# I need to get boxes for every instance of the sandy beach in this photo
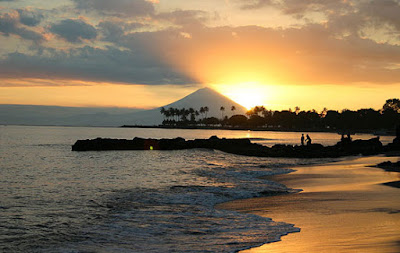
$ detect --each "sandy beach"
[218,155,400,253]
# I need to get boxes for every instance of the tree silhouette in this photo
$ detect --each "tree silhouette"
[231,106,236,116]
[188,108,195,123]
[383,98,400,113]
[321,107,328,118]
[160,107,166,121]
[295,106,300,115]
[204,106,209,118]
[199,107,205,120]
[246,109,254,117]
[158,98,399,131]
[220,106,225,120]
[248,114,265,128]
[228,115,248,127]
[204,117,219,126]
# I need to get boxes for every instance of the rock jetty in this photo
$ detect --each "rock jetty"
[71,135,397,158]
[376,161,400,173]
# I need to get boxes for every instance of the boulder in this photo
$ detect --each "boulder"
[72,136,386,158]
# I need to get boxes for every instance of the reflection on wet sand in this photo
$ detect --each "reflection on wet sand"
[219,156,400,253]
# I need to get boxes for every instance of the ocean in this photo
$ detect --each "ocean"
[0,126,394,252]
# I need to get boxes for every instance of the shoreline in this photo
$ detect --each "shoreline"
[2,124,396,136]
[121,125,396,136]
[217,155,400,253]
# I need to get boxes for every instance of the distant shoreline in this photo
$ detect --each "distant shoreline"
[0,124,396,136]
[121,124,396,136]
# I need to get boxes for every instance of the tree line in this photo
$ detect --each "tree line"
[160,106,236,126]
[160,98,400,131]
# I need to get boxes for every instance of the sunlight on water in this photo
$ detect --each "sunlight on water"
[0,126,397,252]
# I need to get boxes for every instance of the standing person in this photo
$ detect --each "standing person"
[306,134,312,145]
[346,133,352,142]
[301,134,305,146]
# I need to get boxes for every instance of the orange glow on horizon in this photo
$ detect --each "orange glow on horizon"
[0,79,194,109]
[211,82,268,110]
[211,83,400,112]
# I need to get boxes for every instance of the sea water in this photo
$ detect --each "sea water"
[0,126,394,252]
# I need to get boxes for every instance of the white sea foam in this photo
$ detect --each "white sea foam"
[1,126,348,252]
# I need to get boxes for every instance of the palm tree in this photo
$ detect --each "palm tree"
[164,110,171,124]
[199,107,205,119]
[188,108,195,123]
[160,107,165,121]
[204,106,209,118]
[179,108,186,121]
[167,107,174,121]
[172,108,179,122]
[321,107,328,118]
[195,110,200,121]
[220,106,225,120]
[295,106,300,115]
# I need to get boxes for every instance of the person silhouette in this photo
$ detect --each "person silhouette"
[301,134,305,146]
[306,134,312,146]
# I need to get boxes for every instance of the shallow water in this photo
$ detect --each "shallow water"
[0,126,395,252]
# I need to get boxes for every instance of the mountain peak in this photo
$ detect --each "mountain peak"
[163,87,246,113]
[123,87,248,125]
[187,87,218,96]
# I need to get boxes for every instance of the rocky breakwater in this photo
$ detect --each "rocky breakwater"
[71,135,392,158]
[385,125,400,151]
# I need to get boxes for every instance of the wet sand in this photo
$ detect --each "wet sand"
[218,155,400,253]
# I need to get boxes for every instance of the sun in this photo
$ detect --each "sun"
[212,82,267,110]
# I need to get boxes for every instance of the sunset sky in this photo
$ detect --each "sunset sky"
[1,0,399,111]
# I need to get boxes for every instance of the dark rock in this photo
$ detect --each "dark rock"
[334,137,383,156]
[384,128,400,151]
[376,161,400,172]
[382,181,400,189]
[72,136,391,158]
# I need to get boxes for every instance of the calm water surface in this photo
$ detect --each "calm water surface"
[0,126,394,252]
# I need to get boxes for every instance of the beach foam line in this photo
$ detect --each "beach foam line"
[219,155,400,253]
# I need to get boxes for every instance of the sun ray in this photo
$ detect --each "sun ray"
[211,82,269,110]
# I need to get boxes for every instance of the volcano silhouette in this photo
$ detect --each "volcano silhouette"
[0,88,248,126]
[124,87,247,125]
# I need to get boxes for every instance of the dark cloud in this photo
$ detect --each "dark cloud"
[1,1,399,87]
[50,19,97,43]
[73,0,154,17]
[0,45,195,85]
[360,0,400,31]
[2,15,399,86]
[102,22,400,85]
[17,8,44,26]
[157,10,211,28]
[0,12,44,42]
[98,21,125,42]
[239,0,351,14]
[98,20,145,42]
[278,0,350,15]
[238,0,400,42]
[239,0,400,30]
